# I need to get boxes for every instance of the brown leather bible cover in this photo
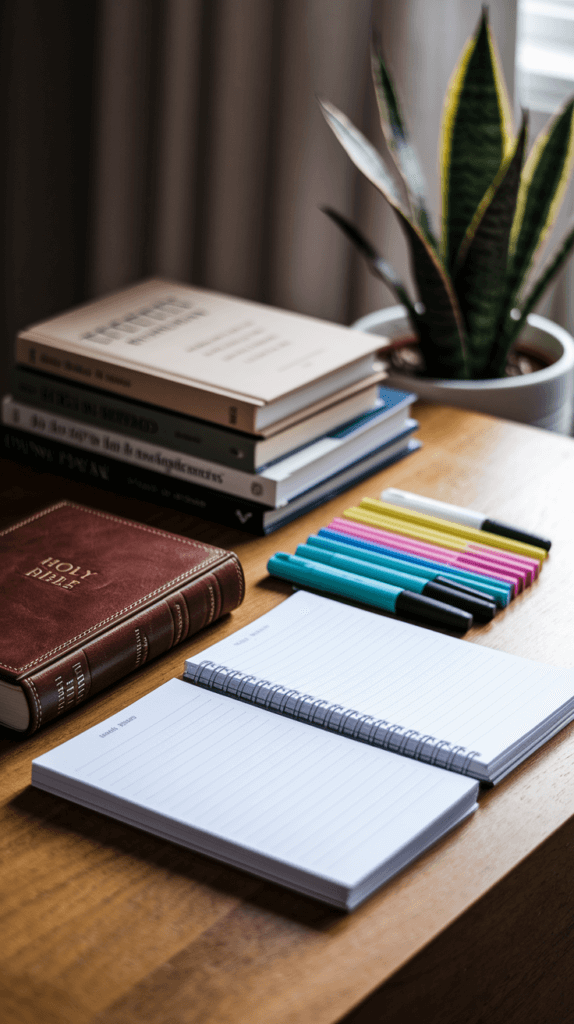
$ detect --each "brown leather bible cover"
[0,502,244,733]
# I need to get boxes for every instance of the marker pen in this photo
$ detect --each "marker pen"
[317,528,512,606]
[306,532,503,607]
[297,542,497,621]
[343,508,539,583]
[381,488,552,552]
[267,552,474,633]
[361,498,547,564]
[333,515,530,590]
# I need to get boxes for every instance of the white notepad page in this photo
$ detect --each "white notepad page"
[184,592,574,781]
[32,680,477,909]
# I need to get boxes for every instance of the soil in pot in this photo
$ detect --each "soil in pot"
[382,337,553,379]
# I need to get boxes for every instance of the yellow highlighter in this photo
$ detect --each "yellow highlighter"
[341,506,537,589]
[359,498,548,564]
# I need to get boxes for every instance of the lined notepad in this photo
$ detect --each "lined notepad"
[32,679,477,909]
[32,592,573,909]
[183,592,574,784]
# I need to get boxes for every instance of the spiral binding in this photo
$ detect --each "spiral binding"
[185,659,482,775]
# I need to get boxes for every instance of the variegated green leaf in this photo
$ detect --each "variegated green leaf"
[318,97,407,213]
[490,220,574,375]
[370,35,436,246]
[322,207,423,329]
[454,116,527,377]
[319,97,467,376]
[440,9,514,272]
[505,97,574,307]
[400,218,469,378]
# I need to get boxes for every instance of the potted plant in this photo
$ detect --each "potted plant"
[320,9,574,433]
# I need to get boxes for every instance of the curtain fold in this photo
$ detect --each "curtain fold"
[1,0,521,401]
[87,0,375,320]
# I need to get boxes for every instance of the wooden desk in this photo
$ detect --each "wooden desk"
[2,404,574,1024]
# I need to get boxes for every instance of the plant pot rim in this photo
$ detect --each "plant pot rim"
[352,305,574,392]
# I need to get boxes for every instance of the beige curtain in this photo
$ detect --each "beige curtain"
[88,0,519,329]
[1,0,520,404]
[88,0,374,325]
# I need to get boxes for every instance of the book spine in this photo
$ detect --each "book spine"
[19,563,244,736]
[184,660,481,775]
[3,396,280,506]
[15,337,262,432]
[2,425,269,534]
[11,366,261,471]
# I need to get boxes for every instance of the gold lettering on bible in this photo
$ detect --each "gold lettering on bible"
[22,557,99,589]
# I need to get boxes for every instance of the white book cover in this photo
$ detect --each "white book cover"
[16,279,385,431]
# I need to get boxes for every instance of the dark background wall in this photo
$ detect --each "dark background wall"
[0,0,99,398]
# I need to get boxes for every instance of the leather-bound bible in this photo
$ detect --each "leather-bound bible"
[0,502,244,734]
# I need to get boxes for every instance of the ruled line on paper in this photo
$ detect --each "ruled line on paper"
[36,679,475,881]
[185,591,574,766]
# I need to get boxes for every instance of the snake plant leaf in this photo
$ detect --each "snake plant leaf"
[399,219,469,378]
[318,98,407,214]
[440,8,514,273]
[505,96,574,308]
[319,100,468,376]
[454,115,527,377]
[321,207,423,329]
[370,34,436,247]
[490,219,574,375]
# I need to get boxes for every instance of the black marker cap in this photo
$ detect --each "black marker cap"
[425,579,497,622]
[434,575,494,600]
[395,590,473,633]
[482,518,551,552]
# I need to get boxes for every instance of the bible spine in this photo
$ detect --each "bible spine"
[184,660,482,776]
[19,563,244,735]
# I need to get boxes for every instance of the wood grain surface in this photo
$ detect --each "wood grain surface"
[2,403,574,1024]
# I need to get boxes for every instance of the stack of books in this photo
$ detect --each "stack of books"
[2,279,420,533]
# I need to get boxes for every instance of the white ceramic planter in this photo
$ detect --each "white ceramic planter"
[353,305,574,434]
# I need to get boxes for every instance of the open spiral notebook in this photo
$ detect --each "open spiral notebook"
[32,592,574,910]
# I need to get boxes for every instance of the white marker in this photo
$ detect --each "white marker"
[380,488,551,552]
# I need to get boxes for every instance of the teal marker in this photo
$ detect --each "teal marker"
[296,543,496,622]
[267,552,473,633]
[305,534,505,607]
[316,528,511,606]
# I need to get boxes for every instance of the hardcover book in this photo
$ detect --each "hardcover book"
[0,502,244,734]
[2,391,417,507]
[15,278,385,433]
[10,365,385,471]
[2,423,420,534]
